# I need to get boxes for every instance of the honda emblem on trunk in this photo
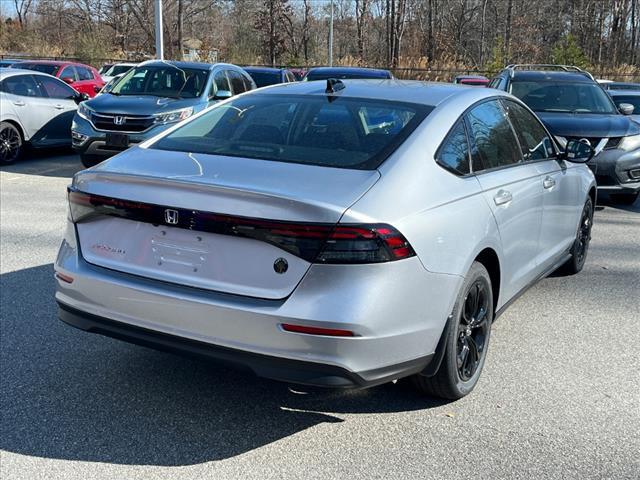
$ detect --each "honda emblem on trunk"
[164,209,179,225]
[113,116,125,125]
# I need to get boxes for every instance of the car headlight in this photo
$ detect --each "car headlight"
[619,134,640,152]
[77,102,93,121]
[154,107,194,124]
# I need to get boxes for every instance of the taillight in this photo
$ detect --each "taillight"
[317,225,415,263]
[68,189,416,264]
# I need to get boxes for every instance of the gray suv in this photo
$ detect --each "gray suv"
[489,65,640,204]
[72,60,255,168]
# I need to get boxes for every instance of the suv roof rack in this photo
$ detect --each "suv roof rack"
[505,64,594,80]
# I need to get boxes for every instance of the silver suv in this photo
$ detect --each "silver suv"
[55,80,596,399]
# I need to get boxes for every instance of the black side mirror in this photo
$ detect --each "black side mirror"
[74,92,90,104]
[618,103,635,115]
[561,139,595,163]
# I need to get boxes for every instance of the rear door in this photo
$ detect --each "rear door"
[0,74,53,142]
[501,99,578,269]
[467,99,544,301]
[32,74,78,145]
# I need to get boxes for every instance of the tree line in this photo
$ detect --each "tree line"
[1,0,638,77]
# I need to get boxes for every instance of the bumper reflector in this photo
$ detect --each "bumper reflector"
[281,323,355,337]
[55,272,74,284]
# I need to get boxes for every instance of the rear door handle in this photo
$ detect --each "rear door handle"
[12,101,25,106]
[54,104,65,110]
[494,189,513,206]
[543,176,556,189]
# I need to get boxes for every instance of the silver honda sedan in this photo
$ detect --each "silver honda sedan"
[55,79,596,399]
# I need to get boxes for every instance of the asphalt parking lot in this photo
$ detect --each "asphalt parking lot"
[1,152,639,480]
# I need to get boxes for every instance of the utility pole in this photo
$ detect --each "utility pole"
[177,0,183,61]
[155,0,164,60]
[328,0,334,66]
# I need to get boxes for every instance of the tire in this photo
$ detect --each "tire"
[0,122,23,164]
[411,262,493,400]
[609,192,639,205]
[80,154,103,168]
[557,197,593,275]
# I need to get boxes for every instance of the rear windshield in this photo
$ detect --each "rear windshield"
[247,71,281,87]
[510,81,617,114]
[111,65,208,99]
[609,94,640,111]
[152,94,431,170]
[19,63,59,76]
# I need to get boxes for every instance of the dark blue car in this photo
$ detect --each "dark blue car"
[72,60,255,168]
[304,67,393,81]
[490,66,640,204]
[242,67,296,87]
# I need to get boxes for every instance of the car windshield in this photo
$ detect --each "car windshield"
[510,81,617,114]
[105,65,134,76]
[19,64,59,76]
[152,94,431,170]
[111,65,208,99]
[102,76,122,93]
[247,71,281,88]
[305,70,391,81]
[609,95,640,112]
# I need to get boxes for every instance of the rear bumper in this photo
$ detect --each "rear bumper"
[58,302,432,388]
[55,225,462,386]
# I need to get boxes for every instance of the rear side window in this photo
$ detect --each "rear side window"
[153,94,431,170]
[228,70,247,94]
[212,70,231,95]
[488,77,502,89]
[76,66,95,81]
[466,100,522,171]
[242,73,254,91]
[35,75,76,99]
[501,100,555,160]
[437,121,471,175]
[0,74,41,97]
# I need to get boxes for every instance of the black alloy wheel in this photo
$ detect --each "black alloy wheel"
[558,197,593,275]
[0,122,22,164]
[412,262,493,400]
[457,280,490,382]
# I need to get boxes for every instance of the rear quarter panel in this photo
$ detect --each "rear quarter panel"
[342,96,505,307]
[0,96,29,140]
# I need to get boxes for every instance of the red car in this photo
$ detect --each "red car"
[12,60,105,98]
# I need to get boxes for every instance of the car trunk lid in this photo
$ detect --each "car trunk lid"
[72,147,380,299]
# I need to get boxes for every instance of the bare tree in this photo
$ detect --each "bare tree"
[12,0,35,27]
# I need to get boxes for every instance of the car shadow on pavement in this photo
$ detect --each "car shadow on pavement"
[0,148,82,178]
[0,264,447,466]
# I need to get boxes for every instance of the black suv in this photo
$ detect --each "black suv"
[490,65,640,204]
